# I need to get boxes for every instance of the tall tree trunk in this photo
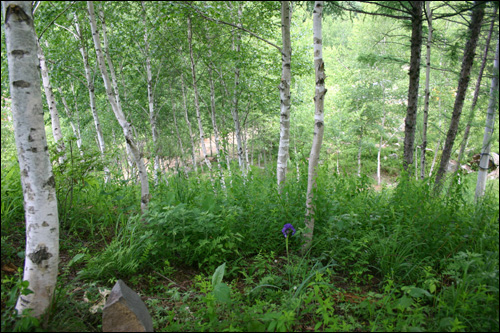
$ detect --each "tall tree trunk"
[403,1,423,172]
[357,132,363,177]
[4,1,59,317]
[434,2,485,193]
[180,71,198,173]
[304,1,326,251]
[88,1,150,212]
[58,87,83,155]
[206,37,226,189]
[187,16,213,183]
[171,98,188,176]
[38,42,66,163]
[420,1,432,179]
[455,6,497,172]
[141,3,160,185]
[429,98,443,177]
[230,2,246,174]
[74,13,108,179]
[377,108,386,185]
[277,0,292,192]
[475,40,499,200]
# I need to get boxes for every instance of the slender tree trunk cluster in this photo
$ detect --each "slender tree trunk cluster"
[88,1,150,211]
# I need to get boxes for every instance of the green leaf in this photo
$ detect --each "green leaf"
[212,262,226,286]
[396,295,413,310]
[213,282,231,304]
[68,253,85,268]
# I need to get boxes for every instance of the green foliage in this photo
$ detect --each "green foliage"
[1,273,41,332]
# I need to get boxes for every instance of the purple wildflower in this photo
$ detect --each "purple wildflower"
[282,223,296,238]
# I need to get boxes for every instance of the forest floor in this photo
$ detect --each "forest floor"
[1,166,499,332]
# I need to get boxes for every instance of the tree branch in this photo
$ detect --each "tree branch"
[188,4,282,52]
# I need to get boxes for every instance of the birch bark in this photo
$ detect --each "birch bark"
[475,40,499,200]
[58,87,83,154]
[3,0,59,317]
[206,34,226,189]
[88,1,150,211]
[187,16,213,183]
[141,3,160,185]
[277,0,292,192]
[38,41,66,163]
[180,71,198,173]
[230,2,246,174]
[304,1,326,251]
[74,13,108,175]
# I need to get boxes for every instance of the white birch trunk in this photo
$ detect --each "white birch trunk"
[37,41,66,163]
[420,1,432,179]
[206,37,226,189]
[171,100,188,177]
[187,16,213,180]
[304,1,326,251]
[58,88,83,155]
[230,2,246,174]
[180,71,198,173]
[88,1,150,211]
[142,4,160,185]
[74,13,108,179]
[4,1,59,317]
[277,0,292,192]
[475,40,499,200]
[429,99,442,177]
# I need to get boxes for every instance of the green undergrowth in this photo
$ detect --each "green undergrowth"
[1,158,499,332]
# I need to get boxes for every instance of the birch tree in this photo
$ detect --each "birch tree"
[434,2,485,193]
[3,0,59,317]
[180,71,198,173]
[73,13,108,174]
[475,40,499,200]
[88,1,150,211]
[229,2,246,174]
[277,0,292,193]
[141,2,160,185]
[37,41,66,163]
[187,16,213,182]
[303,1,326,251]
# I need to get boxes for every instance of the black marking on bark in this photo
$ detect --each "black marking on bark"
[11,50,29,59]
[5,4,32,25]
[13,80,30,88]
[44,176,56,189]
[28,246,52,265]
[28,206,35,214]
[28,134,34,142]
[42,221,49,227]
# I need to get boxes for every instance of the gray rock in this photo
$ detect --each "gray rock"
[102,280,154,332]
